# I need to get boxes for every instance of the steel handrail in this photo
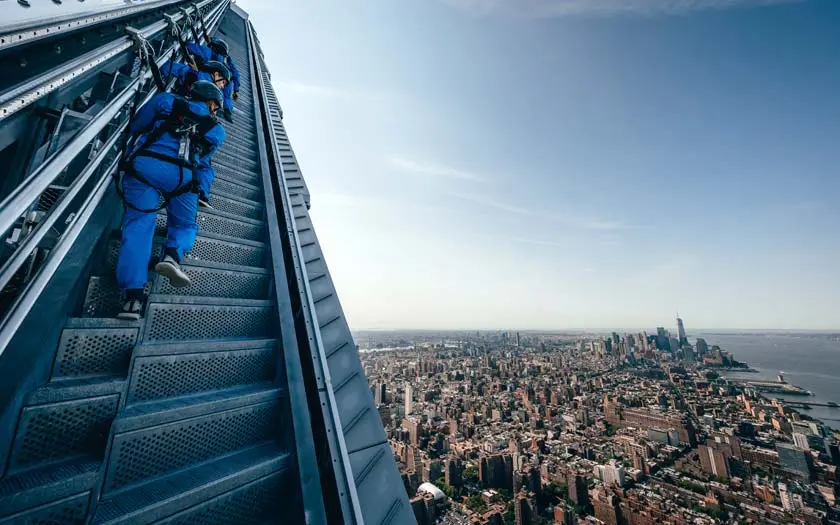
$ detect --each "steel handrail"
[248,22,365,525]
[1,0,185,53]
[0,0,217,123]
[0,0,230,356]
[0,0,224,242]
[0,120,127,295]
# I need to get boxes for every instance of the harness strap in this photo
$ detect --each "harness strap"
[135,150,192,169]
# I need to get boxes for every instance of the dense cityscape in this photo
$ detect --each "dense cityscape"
[360,319,840,525]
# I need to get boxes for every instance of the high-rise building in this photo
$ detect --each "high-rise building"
[696,338,709,356]
[778,483,803,512]
[656,327,669,351]
[777,443,813,480]
[403,417,421,446]
[445,458,464,487]
[514,489,537,525]
[374,382,387,405]
[567,473,590,508]
[603,461,626,488]
[677,316,687,346]
[793,433,810,450]
[405,383,413,415]
[554,503,576,525]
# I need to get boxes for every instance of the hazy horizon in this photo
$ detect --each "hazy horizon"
[243,0,840,331]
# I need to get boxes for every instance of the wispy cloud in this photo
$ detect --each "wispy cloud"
[449,191,629,231]
[389,156,485,182]
[510,237,575,249]
[437,0,801,18]
[449,192,533,215]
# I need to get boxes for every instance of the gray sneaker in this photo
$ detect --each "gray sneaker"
[154,255,191,288]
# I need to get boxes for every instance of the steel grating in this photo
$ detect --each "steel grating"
[154,265,270,299]
[204,194,263,220]
[126,348,276,403]
[52,327,139,379]
[155,472,285,525]
[184,236,266,268]
[103,399,280,492]
[8,395,119,472]
[143,302,273,342]
[0,493,90,525]
[82,277,152,318]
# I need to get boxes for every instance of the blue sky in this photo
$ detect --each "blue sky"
[238,0,840,331]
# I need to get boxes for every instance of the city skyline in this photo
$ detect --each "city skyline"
[242,0,840,331]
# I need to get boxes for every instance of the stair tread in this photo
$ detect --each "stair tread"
[25,376,124,405]
[214,169,262,191]
[147,294,271,307]
[0,458,100,516]
[161,207,264,227]
[93,443,289,525]
[115,384,282,433]
[131,338,277,358]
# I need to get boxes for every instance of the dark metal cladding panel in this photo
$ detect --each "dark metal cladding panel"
[349,444,415,525]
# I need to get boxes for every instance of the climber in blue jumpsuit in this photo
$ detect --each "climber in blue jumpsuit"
[157,60,229,208]
[160,59,230,99]
[116,81,226,320]
[187,38,240,122]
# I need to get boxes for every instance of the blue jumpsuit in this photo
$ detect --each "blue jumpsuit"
[187,42,240,112]
[160,60,214,91]
[116,93,226,292]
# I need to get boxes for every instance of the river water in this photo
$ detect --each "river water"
[699,333,840,429]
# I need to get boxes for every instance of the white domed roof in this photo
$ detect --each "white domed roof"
[418,482,445,501]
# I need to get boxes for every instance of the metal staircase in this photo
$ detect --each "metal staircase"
[0,3,411,524]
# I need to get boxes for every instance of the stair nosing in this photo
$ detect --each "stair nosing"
[178,258,270,275]
[191,230,267,248]
[146,295,271,307]
[161,207,264,227]
[0,458,100,517]
[131,338,277,357]
[214,170,262,191]
[93,445,289,525]
[113,385,283,434]
[24,377,125,405]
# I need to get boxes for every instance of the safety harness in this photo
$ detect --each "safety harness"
[116,97,218,213]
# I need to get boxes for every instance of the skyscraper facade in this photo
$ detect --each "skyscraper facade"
[677,316,687,346]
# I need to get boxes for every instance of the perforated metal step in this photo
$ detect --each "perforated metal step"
[125,339,277,405]
[92,443,290,525]
[157,208,265,242]
[0,460,99,522]
[51,325,140,380]
[6,379,124,474]
[142,296,274,342]
[212,175,263,202]
[101,389,283,494]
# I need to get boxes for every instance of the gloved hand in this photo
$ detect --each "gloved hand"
[233,91,239,101]
[223,108,233,123]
